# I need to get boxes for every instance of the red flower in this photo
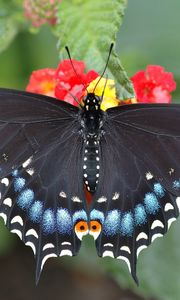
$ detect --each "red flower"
[55,59,99,106]
[26,60,99,106]
[131,65,176,103]
[26,68,56,97]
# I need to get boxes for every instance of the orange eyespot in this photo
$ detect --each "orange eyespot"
[74,221,89,241]
[90,220,102,232]
[75,221,88,233]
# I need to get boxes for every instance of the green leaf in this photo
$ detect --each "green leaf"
[0,0,24,53]
[57,0,134,99]
[0,17,18,53]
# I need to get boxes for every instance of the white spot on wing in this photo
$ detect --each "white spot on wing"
[176,197,180,211]
[3,198,12,207]
[22,156,33,168]
[61,241,71,246]
[164,203,174,211]
[41,254,57,271]
[136,232,148,241]
[25,241,36,255]
[102,250,114,258]
[168,217,176,229]
[97,196,107,203]
[11,216,23,226]
[120,246,131,254]
[151,220,164,229]
[26,168,34,176]
[137,245,147,257]
[117,256,131,272]
[59,191,67,198]
[103,243,113,247]
[151,233,163,242]
[72,196,82,203]
[60,249,72,257]
[43,243,55,251]
[1,178,9,186]
[112,192,120,200]
[146,172,153,180]
[0,212,7,224]
[75,230,89,240]
[26,229,38,239]
[168,168,174,175]
[11,229,22,240]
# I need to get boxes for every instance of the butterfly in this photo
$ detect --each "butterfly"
[0,81,180,285]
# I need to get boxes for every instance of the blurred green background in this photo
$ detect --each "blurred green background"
[0,0,180,299]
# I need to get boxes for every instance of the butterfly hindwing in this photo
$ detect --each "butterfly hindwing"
[0,89,88,282]
[90,104,180,283]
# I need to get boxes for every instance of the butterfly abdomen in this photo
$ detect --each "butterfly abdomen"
[83,138,100,193]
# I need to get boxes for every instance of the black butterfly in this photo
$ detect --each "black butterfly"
[0,87,180,284]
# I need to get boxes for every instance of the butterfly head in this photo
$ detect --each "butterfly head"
[80,93,103,136]
[83,93,101,112]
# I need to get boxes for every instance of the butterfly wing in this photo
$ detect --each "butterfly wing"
[0,89,87,282]
[90,104,180,284]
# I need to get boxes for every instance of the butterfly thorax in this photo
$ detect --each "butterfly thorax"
[80,93,105,193]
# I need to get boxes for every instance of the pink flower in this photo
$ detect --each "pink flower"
[131,65,176,103]
[23,0,61,27]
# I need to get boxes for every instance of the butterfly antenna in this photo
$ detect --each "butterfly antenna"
[65,46,88,94]
[59,82,83,108]
[100,74,108,104]
[93,43,114,94]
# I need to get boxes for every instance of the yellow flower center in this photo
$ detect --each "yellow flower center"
[87,77,120,111]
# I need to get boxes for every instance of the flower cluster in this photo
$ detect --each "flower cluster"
[23,0,61,27]
[26,60,176,109]
[131,65,176,103]
[26,59,99,106]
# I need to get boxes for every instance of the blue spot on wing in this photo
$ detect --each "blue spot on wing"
[134,204,147,226]
[173,180,180,190]
[73,210,88,224]
[17,189,34,210]
[42,209,55,234]
[57,208,73,234]
[14,177,26,192]
[103,209,120,236]
[153,183,165,198]
[120,212,134,236]
[90,209,105,224]
[29,201,43,223]
[12,169,18,177]
[144,192,160,214]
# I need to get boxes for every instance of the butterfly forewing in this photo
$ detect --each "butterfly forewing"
[0,89,88,282]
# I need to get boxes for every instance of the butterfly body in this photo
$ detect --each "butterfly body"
[80,93,105,193]
[0,88,180,284]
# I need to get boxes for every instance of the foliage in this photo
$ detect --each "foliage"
[0,0,24,53]
[57,0,135,99]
